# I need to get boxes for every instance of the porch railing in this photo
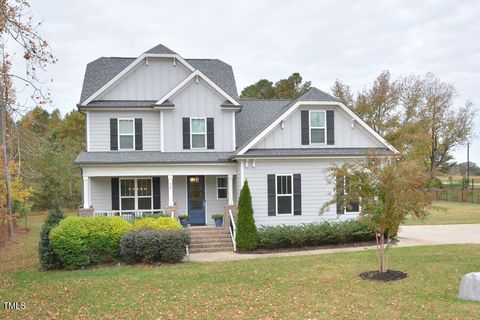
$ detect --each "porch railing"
[228,208,237,252]
[93,209,168,221]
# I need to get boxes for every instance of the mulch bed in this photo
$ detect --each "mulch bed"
[239,240,380,254]
[359,270,408,282]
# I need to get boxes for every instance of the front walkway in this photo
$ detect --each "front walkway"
[187,224,480,263]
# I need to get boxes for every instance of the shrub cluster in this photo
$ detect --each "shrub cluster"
[38,208,66,270]
[49,216,133,269]
[133,217,182,231]
[256,219,375,250]
[120,229,190,264]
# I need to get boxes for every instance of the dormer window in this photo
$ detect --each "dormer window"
[118,119,135,150]
[191,118,207,149]
[310,110,326,144]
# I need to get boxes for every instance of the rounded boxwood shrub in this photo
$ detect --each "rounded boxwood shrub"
[49,217,90,269]
[38,208,66,270]
[86,216,133,264]
[120,229,190,264]
[132,217,181,231]
[49,216,133,269]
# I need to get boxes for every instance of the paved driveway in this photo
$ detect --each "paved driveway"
[397,224,480,247]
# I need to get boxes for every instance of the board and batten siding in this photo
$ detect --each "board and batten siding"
[242,159,358,226]
[254,105,382,149]
[90,177,112,211]
[98,58,190,101]
[163,78,236,152]
[88,110,161,151]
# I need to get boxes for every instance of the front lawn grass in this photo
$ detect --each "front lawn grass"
[404,200,480,225]
[1,213,479,319]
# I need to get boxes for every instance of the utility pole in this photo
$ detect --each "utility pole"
[467,142,470,179]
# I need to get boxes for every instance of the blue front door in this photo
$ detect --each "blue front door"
[187,176,205,225]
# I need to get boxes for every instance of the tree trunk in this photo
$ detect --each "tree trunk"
[376,228,387,273]
[0,103,13,240]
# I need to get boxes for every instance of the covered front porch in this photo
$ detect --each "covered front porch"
[81,164,238,226]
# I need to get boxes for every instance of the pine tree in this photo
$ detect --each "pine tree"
[235,180,257,250]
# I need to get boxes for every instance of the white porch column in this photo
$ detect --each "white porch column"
[240,160,245,186]
[227,174,234,205]
[83,176,90,209]
[168,175,174,206]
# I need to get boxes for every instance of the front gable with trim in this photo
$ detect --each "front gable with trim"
[253,103,384,149]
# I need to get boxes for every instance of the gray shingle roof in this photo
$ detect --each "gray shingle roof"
[186,59,239,100]
[144,44,176,54]
[233,148,392,158]
[236,99,291,146]
[80,57,135,103]
[75,151,233,165]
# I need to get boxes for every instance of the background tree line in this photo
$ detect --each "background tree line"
[241,71,477,176]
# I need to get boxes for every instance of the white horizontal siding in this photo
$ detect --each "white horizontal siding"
[89,110,161,151]
[90,177,112,211]
[243,159,359,226]
[255,105,382,149]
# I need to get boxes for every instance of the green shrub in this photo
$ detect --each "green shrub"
[133,217,181,231]
[235,180,257,250]
[50,216,133,269]
[142,211,171,218]
[257,219,375,250]
[211,214,224,220]
[120,229,190,264]
[86,217,133,264]
[49,217,90,269]
[38,208,66,270]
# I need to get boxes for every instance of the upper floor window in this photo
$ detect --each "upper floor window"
[310,110,326,144]
[118,119,135,150]
[191,118,206,149]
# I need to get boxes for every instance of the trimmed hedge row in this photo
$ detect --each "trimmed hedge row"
[120,229,190,264]
[132,217,182,231]
[256,219,375,250]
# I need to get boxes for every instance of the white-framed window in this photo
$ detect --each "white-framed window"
[276,174,293,215]
[343,176,361,214]
[190,117,207,149]
[309,110,326,144]
[120,178,153,211]
[118,119,135,150]
[216,176,227,200]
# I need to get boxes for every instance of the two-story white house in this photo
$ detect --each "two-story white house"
[76,44,396,229]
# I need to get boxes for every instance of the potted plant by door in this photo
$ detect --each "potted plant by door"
[211,214,224,228]
[178,215,191,228]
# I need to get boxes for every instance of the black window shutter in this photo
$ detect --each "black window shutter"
[326,110,335,145]
[111,178,119,210]
[267,174,276,216]
[153,177,161,209]
[110,118,118,150]
[135,118,143,150]
[183,118,190,149]
[336,175,344,214]
[293,174,302,215]
[207,118,214,149]
[301,110,309,145]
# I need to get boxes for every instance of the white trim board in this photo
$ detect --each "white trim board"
[154,69,240,106]
[236,101,398,155]
[81,53,195,105]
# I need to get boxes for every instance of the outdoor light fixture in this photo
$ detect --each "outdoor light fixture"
[189,176,200,184]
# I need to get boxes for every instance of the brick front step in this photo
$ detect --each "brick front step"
[189,246,234,253]
[190,242,233,249]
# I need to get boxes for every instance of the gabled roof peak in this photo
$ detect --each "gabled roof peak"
[296,87,338,102]
[144,44,177,55]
